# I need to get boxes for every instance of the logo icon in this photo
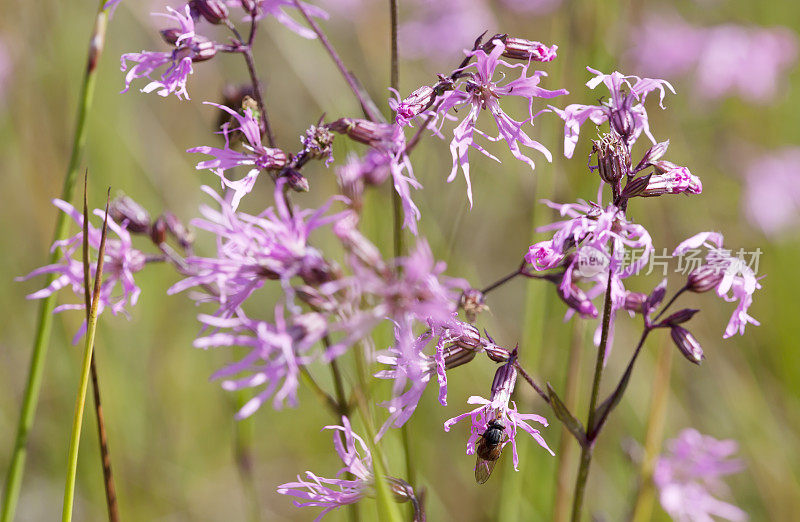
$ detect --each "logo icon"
[575,246,609,278]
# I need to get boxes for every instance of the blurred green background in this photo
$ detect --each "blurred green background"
[1,0,799,520]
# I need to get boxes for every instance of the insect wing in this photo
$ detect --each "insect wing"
[474,454,498,484]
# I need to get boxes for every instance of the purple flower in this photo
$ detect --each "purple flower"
[629,13,797,103]
[375,317,480,436]
[168,181,346,319]
[277,416,371,520]
[194,306,326,417]
[444,351,553,471]
[17,200,146,343]
[742,147,800,237]
[500,0,562,14]
[188,102,288,209]
[654,429,747,522]
[673,232,762,338]
[550,67,675,158]
[437,38,567,205]
[120,6,214,100]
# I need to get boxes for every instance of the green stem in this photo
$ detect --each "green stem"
[553,321,586,522]
[629,337,673,522]
[571,262,615,522]
[1,3,110,520]
[63,192,111,522]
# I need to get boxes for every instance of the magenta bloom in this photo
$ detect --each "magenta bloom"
[655,429,747,522]
[168,181,346,319]
[194,307,326,417]
[18,200,146,343]
[188,103,288,209]
[629,13,797,103]
[436,38,567,205]
[673,232,762,338]
[277,416,371,520]
[550,67,675,158]
[444,352,553,470]
[742,147,800,237]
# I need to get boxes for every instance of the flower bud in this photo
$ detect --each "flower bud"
[638,165,702,197]
[110,195,151,234]
[484,343,511,363]
[633,140,670,173]
[281,168,310,192]
[162,211,194,250]
[160,28,184,46]
[660,308,700,327]
[191,38,218,62]
[489,350,518,403]
[189,0,229,24]
[592,133,630,185]
[623,291,648,314]
[451,322,481,350]
[395,85,436,123]
[386,477,415,504]
[150,215,167,245]
[687,265,724,293]
[296,285,336,312]
[442,345,477,370]
[459,288,487,322]
[500,36,558,62]
[609,95,636,141]
[670,325,704,364]
[621,173,652,199]
[329,118,396,148]
[333,214,387,272]
[645,278,668,314]
[240,0,258,15]
[557,283,598,318]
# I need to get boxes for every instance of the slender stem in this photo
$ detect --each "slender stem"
[63,191,111,522]
[652,286,687,323]
[553,321,585,522]
[482,266,524,295]
[1,3,110,519]
[292,0,381,122]
[629,337,673,522]
[514,362,551,405]
[571,260,615,522]
[329,357,348,415]
[233,391,262,522]
[228,19,276,147]
[299,367,340,414]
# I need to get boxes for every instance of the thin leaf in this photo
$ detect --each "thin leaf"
[547,383,586,446]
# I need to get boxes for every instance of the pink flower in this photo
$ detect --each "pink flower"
[194,307,326,416]
[444,351,553,471]
[436,38,567,205]
[188,103,288,209]
[673,232,762,338]
[629,13,797,103]
[550,67,674,158]
[741,147,800,237]
[18,200,146,344]
[655,429,747,522]
[277,416,372,520]
[248,0,329,39]
[120,6,215,100]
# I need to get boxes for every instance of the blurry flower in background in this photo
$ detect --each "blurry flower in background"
[249,0,329,39]
[17,200,146,344]
[400,0,496,62]
[655,428,747,522]
[0,38,10,104]
[278,416,372,519]
[500,0,562,14]
[629,12,797,103]
[742,147,800,237]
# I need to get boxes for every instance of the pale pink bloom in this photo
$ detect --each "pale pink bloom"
[742,147,800,237]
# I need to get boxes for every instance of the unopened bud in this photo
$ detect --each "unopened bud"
[240,0,258,15]
[162,211,194,250]
[687,265,724,293]
[670,325,704,364]
[191,38,217,62]
[609,95,636,141]
[442,345,477,370]
[281,168,309,192]
[660,308,700,327]
[459,288,487,322]
[452,322,481,350]
[633,140,670,173]
[150,215,167,245]
[110,195,151,234]
[489,349,518,403]
[329,118,396,148]
[638,165,702,197]
[160,28,184,46]
[621,173,652,199]
[623,291,648,314]
[189,0,228,24]
[592,133,630,185]
[500,36,558,62]
[395,85,436,123]
[484,343,511,362]
[386,477,415,504]
[645,279,668,313]
[557,283,598,318]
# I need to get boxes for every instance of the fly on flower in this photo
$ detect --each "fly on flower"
[475,419,506,484]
